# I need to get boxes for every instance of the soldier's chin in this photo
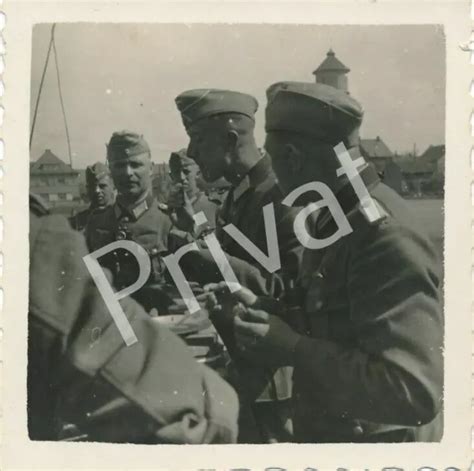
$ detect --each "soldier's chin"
[119,185,140,196]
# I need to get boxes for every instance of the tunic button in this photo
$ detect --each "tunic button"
[116,230,127,240]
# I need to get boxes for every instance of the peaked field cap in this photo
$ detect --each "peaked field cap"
[169,148,194,165]
[106,130,151,161]
[85,162,110,184]
[265,81,363,145]
[175,89,258,127]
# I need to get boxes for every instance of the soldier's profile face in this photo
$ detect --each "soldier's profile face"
[186,121,227,182]
[87,176,115,208]
[108,152,152,199]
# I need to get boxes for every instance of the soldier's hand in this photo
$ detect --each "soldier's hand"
[233,307,301,367]
[169,185,195,233]
[167,184,186,209]
[204,282,258,313]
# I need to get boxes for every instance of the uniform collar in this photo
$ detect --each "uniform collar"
[315,162,381,235]
[115,191,155,220]
[232,151,272,202]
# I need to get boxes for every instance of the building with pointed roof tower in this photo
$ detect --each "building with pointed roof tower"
[30,149,81,211]
[312,50,410,194]
[313,49,351,92]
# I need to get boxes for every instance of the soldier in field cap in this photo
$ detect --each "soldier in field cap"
[70,162,115,232]
[166,148,219,237]
[222,81,443,443]
[86,131,174,312]
[175,89,304,443]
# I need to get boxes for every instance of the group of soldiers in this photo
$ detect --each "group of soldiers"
[29,81,443,444]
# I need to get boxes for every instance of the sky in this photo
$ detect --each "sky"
[30,23,445,168]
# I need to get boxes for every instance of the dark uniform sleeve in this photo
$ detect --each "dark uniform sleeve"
[293,220,443,426]
[179,203,303,298]
[29,210,238,443]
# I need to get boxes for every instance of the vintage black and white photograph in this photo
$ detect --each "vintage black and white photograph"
[3,2,472,468]
[26,22,447,446]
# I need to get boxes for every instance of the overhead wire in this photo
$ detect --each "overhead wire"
[29,24,55,150]
[52,29,73,167]
[29,23,73,168]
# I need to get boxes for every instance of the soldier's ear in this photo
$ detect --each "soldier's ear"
[226,130,239,151]
[285,143,304,175]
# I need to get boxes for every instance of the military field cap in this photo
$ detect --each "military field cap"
[169,148,194,167]
[175,89,258,129]
[85,162,110,185]
[107,131,151,161]
[265,81,363,146]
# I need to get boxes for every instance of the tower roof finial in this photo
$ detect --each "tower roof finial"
[313,49,350,75]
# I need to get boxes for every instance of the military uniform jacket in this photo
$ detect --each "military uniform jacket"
[166,191,219,243]
[28,195,238,443]
[183,153,302,296]
[291,173,443,443]
[69,207,91,232]
[192,191,219,232]
[181,154,303,404]
[216,152,302,293]
[86,193,173,290]
[70,204,114,233]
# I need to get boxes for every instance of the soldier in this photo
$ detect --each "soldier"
[175,89,303,443]
[86,131,174,312]
[225,81,443,442]
[28,193,238,443]
[174,89,302,297]
[167,148,219,236]
[69,162,115,232]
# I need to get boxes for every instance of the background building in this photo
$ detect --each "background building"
[396,145,445,197]
[359,136,404,194]
[313,49,444,198]
[313,49,350,92]
[30,149,80,212]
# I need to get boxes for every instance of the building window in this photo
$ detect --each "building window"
[66,193,73,201]
[49,194,58,202]
[57,177,66,184]
[58,193,67,200]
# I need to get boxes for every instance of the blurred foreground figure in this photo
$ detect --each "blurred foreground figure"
[70,162,115,232]
[28,193,238,443]
[225,82,443,443]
